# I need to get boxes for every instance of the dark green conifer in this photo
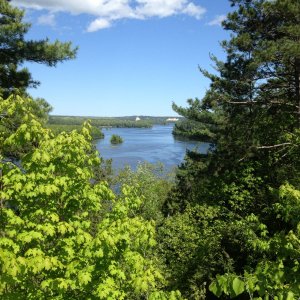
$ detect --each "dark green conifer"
[161,1,300,298]
[0,0,77,96]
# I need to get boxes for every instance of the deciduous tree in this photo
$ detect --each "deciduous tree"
[0,94,182,299]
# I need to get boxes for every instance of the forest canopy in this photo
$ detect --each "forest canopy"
[1,0,300,299]
[165,0,300,298]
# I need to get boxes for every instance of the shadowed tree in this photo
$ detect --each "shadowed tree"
[0,0,77,97]
[160,0,300,298]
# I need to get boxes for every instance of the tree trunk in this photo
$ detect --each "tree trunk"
[295,58,300,127]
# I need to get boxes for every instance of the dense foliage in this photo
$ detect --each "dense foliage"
[172,113,210,141]
[114,163,175,224]
[48,115,181,128]
[0,2,181,298]
[161,0,300,299]
[47,124,104,140]
[48,116,153,128]
[0,94,182,300]
[110,134,123,145]
[1,0,300,299]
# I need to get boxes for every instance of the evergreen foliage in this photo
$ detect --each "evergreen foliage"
[172,116,211,141]
[161,0,300,298]
[0,0,77,97]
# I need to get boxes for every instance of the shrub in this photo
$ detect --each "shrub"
[110,134,123,144]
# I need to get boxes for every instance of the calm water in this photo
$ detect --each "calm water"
[95,124,208,170]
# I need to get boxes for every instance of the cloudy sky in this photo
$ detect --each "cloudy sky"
[12,0,231,116]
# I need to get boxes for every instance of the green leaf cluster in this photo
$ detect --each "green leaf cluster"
[110,134,123,145]
[47,124,104,140]
[0,94,182,299]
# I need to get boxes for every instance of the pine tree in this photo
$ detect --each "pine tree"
[161,0,300,298]
[0,0,77,97]
[167,0,300,210]
[0,0,77,159]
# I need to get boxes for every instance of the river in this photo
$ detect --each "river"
[95,124,208,170]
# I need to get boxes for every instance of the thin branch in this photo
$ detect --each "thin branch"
[256,142,292,149]
[227,101,258,105]
[227,100,299,109]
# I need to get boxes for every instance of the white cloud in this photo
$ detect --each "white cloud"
[12,0,206,32]
[136,0,188,18]
[87,18,111,32]
[182,3,206,19]
[207,15,226,26]
[37,13,56,26]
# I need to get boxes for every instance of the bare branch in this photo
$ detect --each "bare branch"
[257,142,292,149]
[227,101,257,105]
[226,100,299,109]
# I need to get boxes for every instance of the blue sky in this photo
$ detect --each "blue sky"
[12,0,233,116]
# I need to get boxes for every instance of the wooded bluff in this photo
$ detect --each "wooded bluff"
[1,0,300,299]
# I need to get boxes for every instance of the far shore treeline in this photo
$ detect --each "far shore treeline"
[47,115,182,140]
[48,115,181,128]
